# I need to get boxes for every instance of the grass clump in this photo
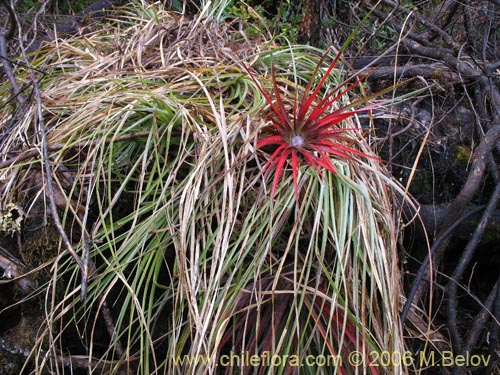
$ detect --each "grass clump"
[0,2,410,374]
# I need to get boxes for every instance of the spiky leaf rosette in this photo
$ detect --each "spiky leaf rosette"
[245,50,379,200]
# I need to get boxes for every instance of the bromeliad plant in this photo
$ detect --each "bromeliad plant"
[245,50,382,200]
[0,1,413,374]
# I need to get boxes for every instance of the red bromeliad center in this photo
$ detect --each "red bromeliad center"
[290,134,305,148]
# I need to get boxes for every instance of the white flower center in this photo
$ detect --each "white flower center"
[290,135,305,148]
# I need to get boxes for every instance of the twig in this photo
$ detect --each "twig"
[462,279,499,355]
[485,278,500,374]
[364,63,461,82]
[403,39,482,78]
[447,179,500,352]
[410,123,500,309]
[434,124,500,257]
[0,0,24,106]
[445,283,500,375]
[0,0,14,40]
[486,0,500,7]
[482,2,495,76]
[401,205,485,323]
[379,0,460,49]
[403,39,500,119]
[367,5,433,47]
[471,84,500,184]
[438,1,460,33]
[100,297,128,375]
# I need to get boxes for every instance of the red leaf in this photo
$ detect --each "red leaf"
[262,144,290,173]
[307,148,338,173]
[306,77,364,125]
[315,139,379,160]
[312,141,361,160]
[257,135,284,148]
[312,110,361,129]
[271,151,289,196]
[271,66,293,132]
[320,127,360,135]
[297,50,344,124]
[299,149,324,177]
[243,64,290,128]
[317,153,338,173]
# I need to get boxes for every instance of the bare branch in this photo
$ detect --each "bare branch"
[0,0,24,106]
[447,180,500,351]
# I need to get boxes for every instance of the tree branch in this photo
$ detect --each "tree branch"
[447,180,500,352]
[0,0,24,106]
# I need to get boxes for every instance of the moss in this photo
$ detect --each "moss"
[0,314,46,375]
[454,144,473,164]
[22,221,61,269]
